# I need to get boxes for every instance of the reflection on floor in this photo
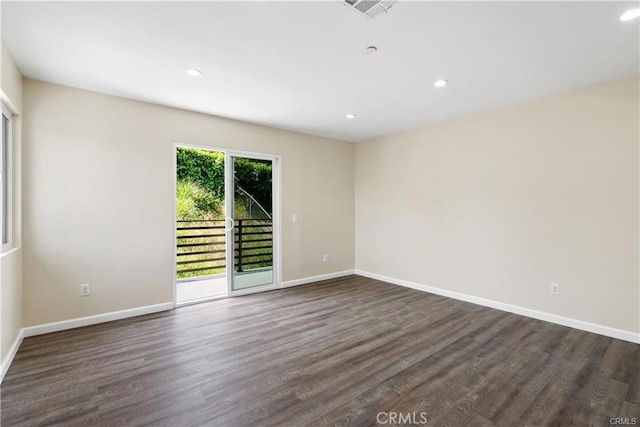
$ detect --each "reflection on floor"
[176,268,274,303]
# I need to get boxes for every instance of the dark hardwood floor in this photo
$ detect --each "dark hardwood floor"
[1,275,638,426]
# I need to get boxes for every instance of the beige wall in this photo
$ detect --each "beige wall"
[0,41,24,363]
[16,67,640,337]
[1,43,22,113]
[22,79,355,326]
[356,75,640,334]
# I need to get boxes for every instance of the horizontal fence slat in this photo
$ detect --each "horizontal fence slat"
[177,257,227,265]
[177,243,223,248]
[237,253,273,258]
[234,231,273,237]
[233,245,272,252]
[178,234,226,240]
[176,234,224,239]
[176,248,271,256]
[176,219,226,222]
[236,246,272,250]
[177,266,224,274]
[234,238,272,244]
[239,260,273,267]
[177,226,226,231]
[177,219,269,223]
[177,249,226,256]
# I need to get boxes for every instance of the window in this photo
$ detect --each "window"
[1,105,12,250]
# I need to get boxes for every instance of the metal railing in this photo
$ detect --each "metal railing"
[176,219,273,279]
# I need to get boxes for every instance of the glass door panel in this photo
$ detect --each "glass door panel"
[226,154,274,292]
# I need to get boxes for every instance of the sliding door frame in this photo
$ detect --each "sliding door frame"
[172,142,282,307]
[225,150,280,296]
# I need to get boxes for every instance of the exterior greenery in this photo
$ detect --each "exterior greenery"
[176,147,272,217]
[176,180,222,220]
[175,147,273,279]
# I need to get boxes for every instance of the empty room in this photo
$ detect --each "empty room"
[0,1,638,426]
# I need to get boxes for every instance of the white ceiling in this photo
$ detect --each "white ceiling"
[2,1,639,142]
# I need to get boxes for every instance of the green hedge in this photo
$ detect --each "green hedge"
[176,147,272,214]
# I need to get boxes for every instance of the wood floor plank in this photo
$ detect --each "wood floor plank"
[1,275,638,426]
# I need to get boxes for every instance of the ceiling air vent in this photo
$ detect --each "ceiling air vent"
[344,0,397,19]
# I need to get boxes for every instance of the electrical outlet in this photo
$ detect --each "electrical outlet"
[323,254,329,262]
[292,214,298,223]
[550,283,560,295]
[80,283,91,297]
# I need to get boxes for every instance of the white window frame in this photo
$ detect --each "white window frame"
[1,103,13,252]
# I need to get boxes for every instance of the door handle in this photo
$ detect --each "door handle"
[225,217,235,232]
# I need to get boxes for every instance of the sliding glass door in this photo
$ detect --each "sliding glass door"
[225,152,277,294]
[175,145,279,304]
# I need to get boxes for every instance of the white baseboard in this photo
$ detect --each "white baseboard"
[282,270,355,288]
[22,302,174,338]
[355,270,640,344]
[1,328,24,383]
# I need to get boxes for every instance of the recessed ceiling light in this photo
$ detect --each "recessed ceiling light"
[185,69,202,76]
[364,46,378,55]
[620,8,640,21]
[434,79,449,88]
[346,113,356,119]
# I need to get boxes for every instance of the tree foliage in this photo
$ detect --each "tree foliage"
[176,179,222,220]
[176,147,272,214]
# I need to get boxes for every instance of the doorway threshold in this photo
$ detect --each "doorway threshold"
[176,277,226,304]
